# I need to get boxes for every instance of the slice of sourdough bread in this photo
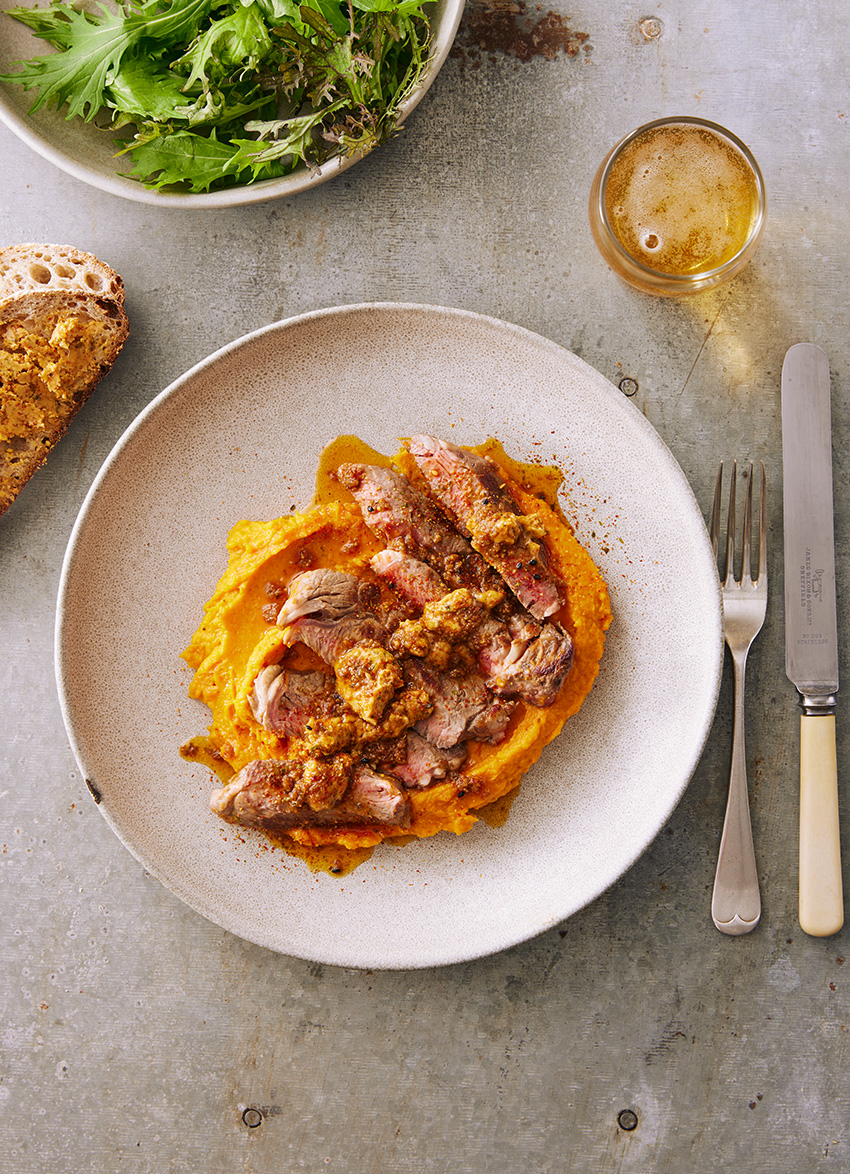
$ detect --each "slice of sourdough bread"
[0,243,125,305]
[0,289,130,517]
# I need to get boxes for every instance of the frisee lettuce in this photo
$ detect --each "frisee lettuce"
[0,0,432,192]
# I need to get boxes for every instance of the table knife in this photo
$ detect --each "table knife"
[781,342,844,936]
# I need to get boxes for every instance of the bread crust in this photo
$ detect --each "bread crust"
[0,243,125,306]
[0,289,129,517]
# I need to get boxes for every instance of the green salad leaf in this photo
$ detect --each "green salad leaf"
[0,0,433,192]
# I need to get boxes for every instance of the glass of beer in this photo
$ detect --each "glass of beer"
[588,116,766,296]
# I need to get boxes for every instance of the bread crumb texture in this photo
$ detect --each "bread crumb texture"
[0,243,125,304]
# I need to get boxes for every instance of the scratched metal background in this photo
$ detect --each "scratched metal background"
[1,1,848,1170]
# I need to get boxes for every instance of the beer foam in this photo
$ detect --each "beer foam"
[605,125,759,274]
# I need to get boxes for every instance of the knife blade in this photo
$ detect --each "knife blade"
[782,342,844,936]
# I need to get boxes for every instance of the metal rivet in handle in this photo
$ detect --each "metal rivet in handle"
[619,377,639,396]
[242,1108,263,1128]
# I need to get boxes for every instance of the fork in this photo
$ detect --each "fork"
[710,460,767,935]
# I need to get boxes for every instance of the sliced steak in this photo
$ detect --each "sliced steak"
[405,660,515,749]
[210,755,353,826]
[370,549,446,608]
[406,435,563,620]
[479,619,575,707]
[337,462,500,595]
[210,756,410,830]
[276,569,404,723]
[276,568,386,664]
[249,665,336,736]
[372,543,574,708]
[391,730,469,790]
[342,766,412,826]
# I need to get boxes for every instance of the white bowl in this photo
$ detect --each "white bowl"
[0,0,464,207]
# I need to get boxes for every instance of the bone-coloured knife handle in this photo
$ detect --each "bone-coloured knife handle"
[799,713,844,936]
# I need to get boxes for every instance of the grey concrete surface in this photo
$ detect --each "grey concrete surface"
[1,1,848,1171]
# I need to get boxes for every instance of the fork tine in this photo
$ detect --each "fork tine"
[757,461,767,583]
[725,460,737,584]
[710,463,723,558]
[741,461,754,584]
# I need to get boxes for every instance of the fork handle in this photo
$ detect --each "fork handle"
[799,714,844,937]
[712,654,761,934]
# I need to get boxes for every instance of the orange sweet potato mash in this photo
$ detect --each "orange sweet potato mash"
[181,437,612,873]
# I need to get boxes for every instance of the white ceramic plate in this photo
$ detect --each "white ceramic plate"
[55,304,723,969]
[0,0,464,207]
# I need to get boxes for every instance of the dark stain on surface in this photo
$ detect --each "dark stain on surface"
[451,0,591,67]
[644,1021,688,1065]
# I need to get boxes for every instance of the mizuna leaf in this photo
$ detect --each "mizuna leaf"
[122,127,280,191]
[0,0,213,121]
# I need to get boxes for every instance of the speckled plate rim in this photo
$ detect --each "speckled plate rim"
[0,0,465,208]
[55,302,723,969]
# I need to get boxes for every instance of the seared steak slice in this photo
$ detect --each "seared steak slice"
[391,730,469,790]
[405,660,515,749]
[210,755,353,826]
[249,665,335,736]
[210,756,410,830]
[479,619,575,706]
[276,569,386,664]
[342,766,412,826]
[406,435,563,620]
[276,569,404,723]
[463,695,517,744]
[370,549,446,608]
[372,544,574,708]
[337,462,500,596]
